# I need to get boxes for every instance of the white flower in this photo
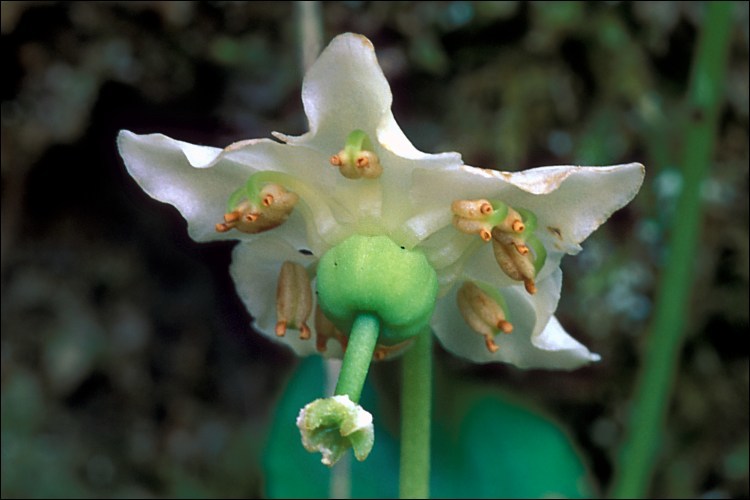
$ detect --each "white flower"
[117,33,644,370]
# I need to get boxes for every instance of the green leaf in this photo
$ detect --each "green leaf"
[263,357,330,498]
[264,357,594,499]
[431,373,595,499]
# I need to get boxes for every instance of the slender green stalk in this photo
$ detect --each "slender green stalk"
[334,313,380,403]
[610,3,734,497]
[295,0,323,72]
[399,329,433,499]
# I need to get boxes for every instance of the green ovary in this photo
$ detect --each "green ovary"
[316,235,439,344]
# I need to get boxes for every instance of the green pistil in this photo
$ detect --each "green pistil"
[334,313,380,403]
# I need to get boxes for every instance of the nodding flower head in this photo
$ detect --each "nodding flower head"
[118,33,644,370]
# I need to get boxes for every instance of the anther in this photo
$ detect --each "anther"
[276,261,313,341]
[215,183,298,235]
[314,306,348,354]
[511,219,525,233]
[451,199,494,219]
[514,242,529,255]
[330,131,383,180]
[492,228,539,295]
[457,282,514,353]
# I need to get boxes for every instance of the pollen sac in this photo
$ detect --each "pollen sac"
[275,261,313,340]
[330,149,382,179]
[457,281,513,353]
[329,129,382,180]
[491,228,539,295]
[215,183,298,234]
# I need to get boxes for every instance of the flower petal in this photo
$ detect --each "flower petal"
[413,162,645,254]
[277,33,392,149]
[118,130,248,242]
[431,268,599,369]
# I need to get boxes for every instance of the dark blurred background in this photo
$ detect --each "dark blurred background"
[1,1,748,498]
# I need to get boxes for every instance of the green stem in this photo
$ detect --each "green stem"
[610,3,734,498]
[399,329,432,499]
[334,313,380,403]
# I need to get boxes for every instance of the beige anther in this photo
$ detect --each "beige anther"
[457,282,514,353]
[452,217,493,242]
[276,261,313,340]
[224,212,240,223]
[314,306,348,353]
[331,150,383,179]
[491,228,538,295]
[451,199,494,219]
[214,184,298,235]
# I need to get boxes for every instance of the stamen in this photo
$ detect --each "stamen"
[492,228,538,295]
[457,282,513,353]
[514,242,529,255]
[224,212,240,223]
[451,199,493,219]
[484,336,499,353]
[215,183,298,235]
[314,306,348,353]
[276,261,313,340]
[452,217,493,242]
[371,339,413,361]
[330,130,383,179]
[275,321,287,337]
[451,199,546,295]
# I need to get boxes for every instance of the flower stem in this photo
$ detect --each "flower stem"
[334,313,380,403]
[610,2,734,498]
[399,329,432,499]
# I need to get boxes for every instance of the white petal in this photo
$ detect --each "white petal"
[118,130,248,242]
[432,268,598,369]
[413,162,645,254]
[279,33,392,149]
